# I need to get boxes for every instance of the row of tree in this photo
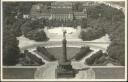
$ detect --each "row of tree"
[30,18,85,28]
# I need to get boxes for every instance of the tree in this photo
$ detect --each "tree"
[3,2,34,37]
[72,2,83,12]
[21,19,48,41]
[81,18,87,28]
[25,30,49,41]
[3,26,20,65]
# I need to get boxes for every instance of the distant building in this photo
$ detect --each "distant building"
[30,2,87,20]
[82,1,99,7]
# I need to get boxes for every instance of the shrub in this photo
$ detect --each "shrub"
[94,55,106,65]
[73,46,92,61]
[25,30,49,41]
[21,19,48,41]
[18,50,45,66]
[86,50,103,65]
[80,27,105,41]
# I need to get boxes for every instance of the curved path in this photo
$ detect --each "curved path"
[34,62,95,79]
[17,27,110,79]
[17,35,109,79]
[17,35,110,52]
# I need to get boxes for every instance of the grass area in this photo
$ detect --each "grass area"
[3,68,37,79]
[93,67,125,79]
[46,47,80,60]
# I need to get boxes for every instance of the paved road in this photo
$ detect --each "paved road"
[16,31,110,79]
[34,62,96,79]
[19,40,110,51]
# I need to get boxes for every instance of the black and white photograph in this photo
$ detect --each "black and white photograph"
[0,0,127,81]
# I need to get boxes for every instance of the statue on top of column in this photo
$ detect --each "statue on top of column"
[63,29,67,39]
[55,29,75,78]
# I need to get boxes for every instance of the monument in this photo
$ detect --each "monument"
[55,30,76,78]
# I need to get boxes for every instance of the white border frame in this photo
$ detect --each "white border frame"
[1,0,127,81]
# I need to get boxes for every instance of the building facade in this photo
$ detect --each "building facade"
[30,2,87,20]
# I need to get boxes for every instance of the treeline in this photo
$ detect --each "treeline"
[3,2,35,65]
[30,18,84,28]
[80,4,125,65]
[40,19,80,27]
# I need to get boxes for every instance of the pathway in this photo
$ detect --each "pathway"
[17,27,110,79]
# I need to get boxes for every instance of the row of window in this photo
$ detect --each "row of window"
[34,15,86,20]
[51,6,72,9]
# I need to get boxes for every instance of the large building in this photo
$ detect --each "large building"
[30,2,87,20]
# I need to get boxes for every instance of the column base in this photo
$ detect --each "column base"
[55,64,76,78]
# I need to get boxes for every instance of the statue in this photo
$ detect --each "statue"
[55,30,75,78]
[63,30,66,39]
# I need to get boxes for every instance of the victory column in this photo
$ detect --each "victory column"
[55,30,76,78]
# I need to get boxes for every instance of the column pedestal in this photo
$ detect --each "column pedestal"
[55,61,75,78]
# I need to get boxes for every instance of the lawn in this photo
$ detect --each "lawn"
[93,67,125,79]
[3,68,37,79]
[46,47,80,60]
